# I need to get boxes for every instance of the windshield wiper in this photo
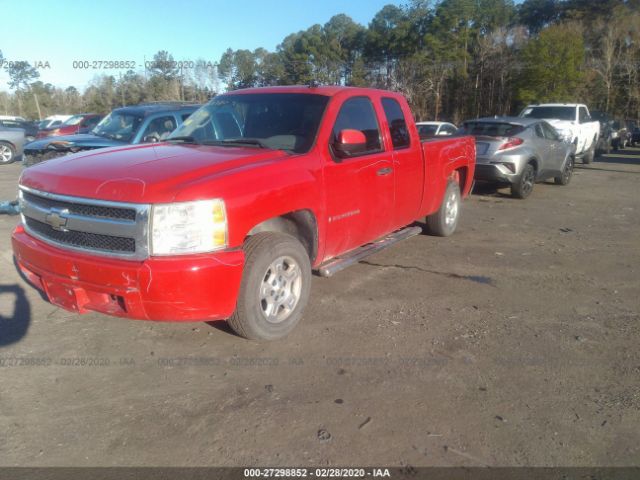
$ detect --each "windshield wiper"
[202,138,269,149]
[167,135,200,144]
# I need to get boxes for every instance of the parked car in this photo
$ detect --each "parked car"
[36,115,73,130]
[610,119,632,150]
[0,126,26,164]
[416,121,458,139]
[0,118,38,143]
[591,110,614,154]
[0,115,27,122]
[13,86,476,340]
[35,113,103,139]
[461,116,575,199]
[24,103,199,166]
[519,103,600,164]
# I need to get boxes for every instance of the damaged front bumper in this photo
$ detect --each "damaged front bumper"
[12,225,244,321]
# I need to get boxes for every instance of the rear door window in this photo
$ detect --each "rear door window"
[381,97,410,149]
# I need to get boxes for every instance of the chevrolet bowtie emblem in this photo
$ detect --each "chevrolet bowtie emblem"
[45,209,69,231]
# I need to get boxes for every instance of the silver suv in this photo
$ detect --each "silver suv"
[462,117,576,199]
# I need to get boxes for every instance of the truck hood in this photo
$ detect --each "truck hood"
[25,133,127,152]
[20,142,290,203]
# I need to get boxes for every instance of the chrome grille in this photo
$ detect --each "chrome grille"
[22,191,137,220]
[19,186,150,260]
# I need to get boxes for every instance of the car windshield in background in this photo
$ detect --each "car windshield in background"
[418,125,438,136]
[521,106,575,121]
[63,115,84,126]
[460,122,524,137]
[92,112,143,142]
[169,93,330,153]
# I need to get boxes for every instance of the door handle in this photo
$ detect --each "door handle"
[377,167,393,176]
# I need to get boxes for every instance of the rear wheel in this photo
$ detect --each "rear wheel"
[0,142,15,164]
[511,163,535,199]
[228,233,311,341]
[554,156,574,186]
[426,179,461,237]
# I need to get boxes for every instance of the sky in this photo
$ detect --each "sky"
[0,0,401,92]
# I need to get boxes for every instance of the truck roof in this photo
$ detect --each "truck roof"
[225,85,405,98]
[527,103,586,108]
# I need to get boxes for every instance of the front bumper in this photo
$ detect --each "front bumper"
[12,225,244,322]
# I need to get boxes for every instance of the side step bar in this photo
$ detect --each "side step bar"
[316,226,423,277]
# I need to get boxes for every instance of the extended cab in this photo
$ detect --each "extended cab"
[519,104,600,164]
[12,86,475,340]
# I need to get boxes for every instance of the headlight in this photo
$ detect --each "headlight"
[151,199,227,255]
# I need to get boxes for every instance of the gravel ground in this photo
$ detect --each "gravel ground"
[0,150,638,467]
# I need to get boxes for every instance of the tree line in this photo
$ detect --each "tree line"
[1,0,639,124]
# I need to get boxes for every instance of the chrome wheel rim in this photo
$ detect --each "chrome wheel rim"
[445,190,459,226]
[0,145,12,163]
[563,158,573,182]
[259,255,302,324]
[522,169,534,195]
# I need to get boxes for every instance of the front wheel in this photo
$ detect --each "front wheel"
[426,179,461,237]
[229,233,311,341]
[0,142,16,164]
[554,156,574,186]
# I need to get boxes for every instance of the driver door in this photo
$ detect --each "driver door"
[322,96,395,260]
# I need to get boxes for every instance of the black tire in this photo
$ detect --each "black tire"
[511,163,535,199]
[554,156,574,186]
[228,232,311,341]
[583,140,595,164]
[0,141,16,164]
[426,180,461,237]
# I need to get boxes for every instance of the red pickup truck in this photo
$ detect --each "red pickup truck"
[13,86,475,340]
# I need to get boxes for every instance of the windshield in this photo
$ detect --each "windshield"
[92,112,143,142]
[38,120,51,129]
[169,93,330,153]
[521,106,575,121]
[461,122,524,137]
[63,115,84,126]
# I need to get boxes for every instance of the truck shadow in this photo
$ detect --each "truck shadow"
[0,284,31,347]
[205,319,242,338]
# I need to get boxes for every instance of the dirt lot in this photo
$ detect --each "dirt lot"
[0,150,639,468]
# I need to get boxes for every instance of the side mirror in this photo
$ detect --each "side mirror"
[143,134,159,143]
[333,129,367,158]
